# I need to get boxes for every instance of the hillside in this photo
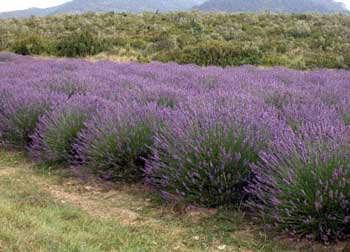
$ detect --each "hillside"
[1,12,349,70]
[195,0,348,13]
[0,0,206,19]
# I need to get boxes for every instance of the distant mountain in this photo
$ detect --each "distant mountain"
[0,8,53,19]
[195,0,348,13]
[0,0,348,18]
[0,0,206,19]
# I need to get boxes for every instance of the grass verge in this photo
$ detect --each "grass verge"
[0,150,337,252]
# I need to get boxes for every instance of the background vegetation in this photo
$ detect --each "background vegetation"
[0,12,350,69]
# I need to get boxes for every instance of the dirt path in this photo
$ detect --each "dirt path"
[42,182,140,225]
[0,168,13,176]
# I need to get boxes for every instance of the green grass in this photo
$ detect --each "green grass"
[0,150,293,251]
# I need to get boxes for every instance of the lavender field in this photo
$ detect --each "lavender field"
[1,52,350,243]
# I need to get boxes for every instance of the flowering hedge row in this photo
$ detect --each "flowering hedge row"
[0,52,349,242]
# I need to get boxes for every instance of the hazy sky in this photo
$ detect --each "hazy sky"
[339,0,350,8]
[0,0,71,12]
[0,0,349,12]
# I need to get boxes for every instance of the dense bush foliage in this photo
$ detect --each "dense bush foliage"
[75,102,162,181]
[11,35,49,55]
[55,30,111,57]
[0,53,349,242]
[1,12,350,69]
[145,105,261,207]
[30,96,101,164]
[158,40,262,66]
[247,100,350,242]
[0,86,64,149]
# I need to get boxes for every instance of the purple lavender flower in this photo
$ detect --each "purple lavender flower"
[1,54,349,241]
[29,95,106,164]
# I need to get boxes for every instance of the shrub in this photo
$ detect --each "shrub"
[11,35,48,55]
[262,54,289,67]
[344,49,350,68]
[305,53,344,69]
[248,124,350,242]
[55,30,110,57]
[0,87,64,149]
[75,103,160,182]
[344,113,350,126]
[30,96,102,164]
[157,40,262,67]
[145,102,265,207]
[149,32,177,52]
[288,20,312,38]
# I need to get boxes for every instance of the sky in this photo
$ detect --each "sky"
[340,0,350,8]
[0,0,349,12]
[0,0,71,12]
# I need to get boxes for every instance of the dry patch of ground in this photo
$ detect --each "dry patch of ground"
[0,168,14,176]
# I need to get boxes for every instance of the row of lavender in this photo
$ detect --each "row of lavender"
[0,52,349,242]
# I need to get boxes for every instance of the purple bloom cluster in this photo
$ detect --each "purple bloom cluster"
[0,84,65,149]
[0,52,349,242]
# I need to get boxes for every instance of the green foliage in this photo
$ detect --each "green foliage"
[344,49,350,68]
[11,35,48,55]
[270,155,350,242]
[304,52,344,69]
[288,20,312,38]
[85,122,154,182]
[149,31,177,52]
[157,96,176,108]
[2,12,350,68]
[43,112,87,164]
[55,30,110,57]
[2,107,46,148]
[343,113,350,126]
[150,127,259,207]
[159,40,262,67]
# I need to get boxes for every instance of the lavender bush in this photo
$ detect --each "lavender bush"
[75,102,165,181]
[0,53,349,242]
[0,86,64,149]
[30,96,104,164]
[248,122,350,242]
[145,95,282,207]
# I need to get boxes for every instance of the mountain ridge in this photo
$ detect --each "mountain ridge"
[0,0,205,19]
[0,0,348,19]
[194,0,348,14]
